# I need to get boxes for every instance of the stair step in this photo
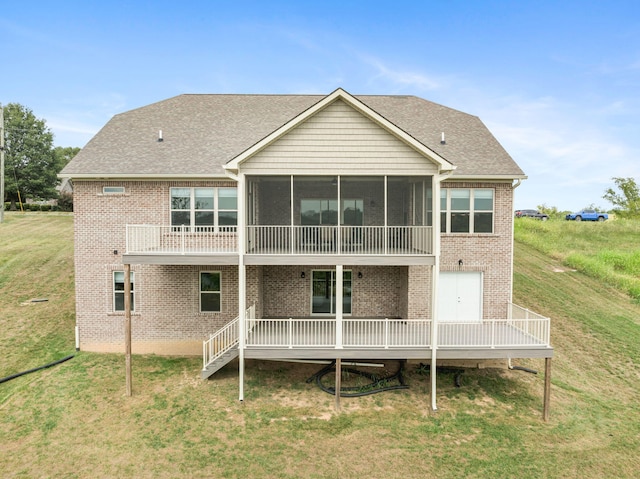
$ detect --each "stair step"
[201,347,239,380]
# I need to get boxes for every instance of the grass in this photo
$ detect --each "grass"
[515,217,640,300]
[1,213,640,478]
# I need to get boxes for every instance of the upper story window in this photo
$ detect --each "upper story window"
[170,187,237,231]
[441,188,494,234]
[103,186,125,194]
[300,199,363,225]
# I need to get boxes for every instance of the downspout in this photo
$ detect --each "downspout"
[430,169,454,412]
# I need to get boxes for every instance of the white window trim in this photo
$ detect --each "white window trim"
[170,187,237,232]
[441,188,495,234]
[113,270,135,313]
[199,271,222,313]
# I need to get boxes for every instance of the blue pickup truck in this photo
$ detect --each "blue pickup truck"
[565,209,608,221]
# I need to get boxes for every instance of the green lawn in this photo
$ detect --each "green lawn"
[1,213,639,478]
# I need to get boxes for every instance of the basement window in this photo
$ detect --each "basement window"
[113,271,135,312]
[200,271,221,312]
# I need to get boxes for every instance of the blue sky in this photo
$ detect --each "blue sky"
[2,0,639,211]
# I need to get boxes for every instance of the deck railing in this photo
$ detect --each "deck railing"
[243,311,550,349]
[508,302,551,345]
[127,224,432,255]
[202,305,255,370]
[437,318,550,348]
[202,317,239,370]
[127,225,238,255]
[246,225,433,255]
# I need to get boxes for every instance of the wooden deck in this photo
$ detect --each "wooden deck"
[243,318,553,361]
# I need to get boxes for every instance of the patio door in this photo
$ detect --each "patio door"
[312,270,352,315]
[438,271,482,322]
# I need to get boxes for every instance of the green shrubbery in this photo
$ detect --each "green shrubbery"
[2,194,73,212]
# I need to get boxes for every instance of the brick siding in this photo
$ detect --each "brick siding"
[73,179,515,355]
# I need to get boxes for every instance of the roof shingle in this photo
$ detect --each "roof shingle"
[61,93,524,178]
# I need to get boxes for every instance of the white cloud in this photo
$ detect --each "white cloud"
[359,55,442,91]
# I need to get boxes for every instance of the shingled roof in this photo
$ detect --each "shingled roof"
[60,91,525,179]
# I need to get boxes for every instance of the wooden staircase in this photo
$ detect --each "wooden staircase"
[201,345,238,379]
[201,306,255,380]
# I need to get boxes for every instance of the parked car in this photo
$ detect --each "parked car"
[515,209,549,220]
[565,209,608,221]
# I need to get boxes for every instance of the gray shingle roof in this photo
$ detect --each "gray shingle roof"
[60,93,524,178]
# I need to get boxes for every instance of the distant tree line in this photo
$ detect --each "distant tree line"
[535,177,640,220]
[2,103,80,210]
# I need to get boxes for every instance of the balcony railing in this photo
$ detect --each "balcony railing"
[246,225,433,255]
[126,225,238,255]
[127,224,433,255]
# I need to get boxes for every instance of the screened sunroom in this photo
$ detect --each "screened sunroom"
[245,175,434,257]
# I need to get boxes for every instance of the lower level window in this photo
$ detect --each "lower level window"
[200,272,221,312]
[114,271,134,311]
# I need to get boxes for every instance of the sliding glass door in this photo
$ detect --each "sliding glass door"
[311,270,352,315]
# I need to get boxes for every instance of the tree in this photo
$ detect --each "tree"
[2,103,57,208]
[603,177,640,218]
[53,146,81,172]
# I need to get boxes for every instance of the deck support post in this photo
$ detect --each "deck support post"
[124,263,132,397]
[430,174,444,412]
[238,173,246,402]
[335,265,343,349]
[543,357,552,421]
[335,358,341,412]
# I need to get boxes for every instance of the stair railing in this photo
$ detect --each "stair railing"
[202,305,256,370]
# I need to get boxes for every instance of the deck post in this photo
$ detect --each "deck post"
[238,173,246,402]
[543,357,552,421]
[430,174,443,412]
[124,263,132,397]
[336,265,343,349]
[335,358,342,412]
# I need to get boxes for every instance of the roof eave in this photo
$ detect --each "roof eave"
[58,173,234,181]
[445,174,528,181]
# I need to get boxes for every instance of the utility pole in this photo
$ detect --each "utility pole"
[1,103,5,223]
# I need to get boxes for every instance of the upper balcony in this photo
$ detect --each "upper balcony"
[125,224,432,265]
[124,174,436,265]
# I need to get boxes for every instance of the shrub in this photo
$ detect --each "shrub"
[57,193,73,212]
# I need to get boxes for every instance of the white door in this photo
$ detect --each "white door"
[438,272,482,322]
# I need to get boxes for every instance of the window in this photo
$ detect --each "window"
[170,187,237,231]
[300,199,363,225]
[441,189,494,233]
[103,186,125,194]
[341,199,364,225]
[301,199,337,225]
[200,272,221,312]
[311,270,352,315]
[114,271,134,312]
